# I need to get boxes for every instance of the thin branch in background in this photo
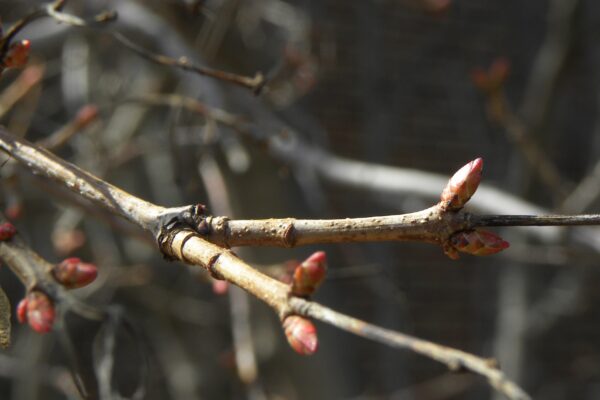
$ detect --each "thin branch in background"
[36,104,99,150]
[3,1,265,102]
[111,32,267,94]
[471,59,571,200]
[519,0,580,135]
[122,93,245,130]
[198,153,266,399]
[0,65,44,118]
[560,158,600,213]
[0,0,115,57]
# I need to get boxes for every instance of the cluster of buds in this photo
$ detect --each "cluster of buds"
[16,291,55,334]
[52,257,98,289]
[281,251,327,355]
[440,158,510,259]
[16,258,98,334]
[444,229,510,260]
[440,158,483,211]
[282,315,318,356]
[0,222,16,241]
[2,40,31,69]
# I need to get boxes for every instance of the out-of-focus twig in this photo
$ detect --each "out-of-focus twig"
[198,154,266,398]
[112,32,266,94]
[37,104,99,150]
[0,65,44,119]
[472,59,571,199]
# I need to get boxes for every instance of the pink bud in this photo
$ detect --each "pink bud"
[74,104,99,128]
[3,40,31,69]
[440,158,483,210]
[291,251,327,296]
[53,257,98,289]
[212,279,229,295]
[0,222,17,241]
[25,291,55,334]
[449,229,509,257]
[16,298,28,324]
[283,315,318,356]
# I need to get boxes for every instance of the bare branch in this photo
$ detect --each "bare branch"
[290,297,530,400]
[0,127,530,400]
[112,32,266,94]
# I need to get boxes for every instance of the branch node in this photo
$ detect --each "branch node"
[206,253,225,281]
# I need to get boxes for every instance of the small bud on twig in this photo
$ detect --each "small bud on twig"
[440,158,483,211]
[3,40,31,69]
[283,315,318,355]
[17,291,55,334]
[447,229,509,258]
[0,222,17,241]
[291,251,327,297]
[52,257,98,289]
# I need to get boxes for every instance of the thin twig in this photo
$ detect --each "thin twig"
[112,32,266,94]
[0,65,45,119]
[472,214,600,227]
[290,297,530,400]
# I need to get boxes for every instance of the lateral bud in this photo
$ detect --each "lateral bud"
[447,229,509,258]
[440,158,483,211]
[283,315,318,356]
[52,257,98,289]
[290,251,327,297]
[17,291,55,334]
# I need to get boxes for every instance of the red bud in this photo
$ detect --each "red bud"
[24,292,55,334]
[0,222,17,241]
[3,40,31,69]
[53,257,98,289]
[283,315,318,355]
[291,251,327,296]
[16,298,28,324]
[448,229,509,257]
[440,158,483,210]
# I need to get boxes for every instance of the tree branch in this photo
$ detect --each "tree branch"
[0,128,531,400]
